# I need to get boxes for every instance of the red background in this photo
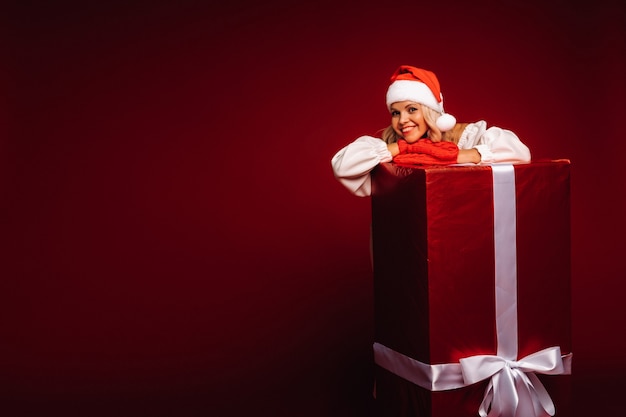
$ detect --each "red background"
[4,1,625,416]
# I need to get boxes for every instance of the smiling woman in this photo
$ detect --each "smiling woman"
[330,65,531,197]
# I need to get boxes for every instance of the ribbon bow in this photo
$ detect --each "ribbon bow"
[460,347,571,417]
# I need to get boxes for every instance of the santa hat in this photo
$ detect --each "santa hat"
[385,65,457,132]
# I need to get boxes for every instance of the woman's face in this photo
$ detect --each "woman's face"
[390,101,428,143]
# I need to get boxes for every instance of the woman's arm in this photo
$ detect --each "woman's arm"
[387,142,399,157]
[458,121,531,164]
[457,148,481,164]
[331,136,393,196]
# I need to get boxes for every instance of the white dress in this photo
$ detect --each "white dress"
[331,120,531,197]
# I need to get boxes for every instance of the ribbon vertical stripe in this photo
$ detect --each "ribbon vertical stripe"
[492,164,518,360]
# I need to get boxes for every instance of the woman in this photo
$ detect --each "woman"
[331,65,531,196]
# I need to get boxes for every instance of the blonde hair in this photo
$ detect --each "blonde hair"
[381,103,466,144]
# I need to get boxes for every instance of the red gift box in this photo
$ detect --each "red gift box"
[370,161,572,417]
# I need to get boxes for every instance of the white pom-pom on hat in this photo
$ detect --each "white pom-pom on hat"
[386,65,457,132]
[436,113,456,132]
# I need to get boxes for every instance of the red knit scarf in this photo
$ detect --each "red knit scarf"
[393,139,459,165]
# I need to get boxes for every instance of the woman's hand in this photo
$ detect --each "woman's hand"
[457,148,481,164]
[393,139,459,165]
[391,139,481,164]
[387,142,400,157]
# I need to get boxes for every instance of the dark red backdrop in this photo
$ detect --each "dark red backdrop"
[4,1,625,416]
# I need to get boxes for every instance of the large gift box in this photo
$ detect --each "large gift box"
[370,161,572,417]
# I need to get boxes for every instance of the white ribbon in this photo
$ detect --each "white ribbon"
[374,164,572,416]
[373,342,572,416]
[373,342,466,391]
[492,165,518,361]
[460,347,573,417]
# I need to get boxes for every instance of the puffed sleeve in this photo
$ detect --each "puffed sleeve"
[331,135,393,197]
[457,121,531,164]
